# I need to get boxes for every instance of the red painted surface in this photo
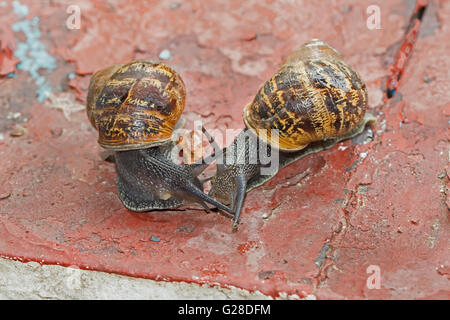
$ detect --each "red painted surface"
[0,0,448,299]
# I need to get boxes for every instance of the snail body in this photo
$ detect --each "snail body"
[87,60,234,215]
[209,39,375,228]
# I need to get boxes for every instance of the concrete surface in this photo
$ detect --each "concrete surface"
[0,0,449,299]
[0,257,283,299]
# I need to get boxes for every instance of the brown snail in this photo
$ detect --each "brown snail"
[87,60,235,215]
[208,39,376,228]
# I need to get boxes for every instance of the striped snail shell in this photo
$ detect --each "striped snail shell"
[86,60,186,151]
[243,39,368,151]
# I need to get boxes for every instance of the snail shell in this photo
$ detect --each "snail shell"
[243,39,368,151]
[86,60,186,151]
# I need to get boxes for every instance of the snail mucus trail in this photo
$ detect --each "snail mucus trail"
[208,39,376,228]
[86,60,235,216]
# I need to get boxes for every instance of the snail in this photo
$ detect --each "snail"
[208,39,376,228]
[86,60,235,216]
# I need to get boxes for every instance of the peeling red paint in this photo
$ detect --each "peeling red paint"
[0,44,18,76]
[237,241,260,254]
[68,75,90,102]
